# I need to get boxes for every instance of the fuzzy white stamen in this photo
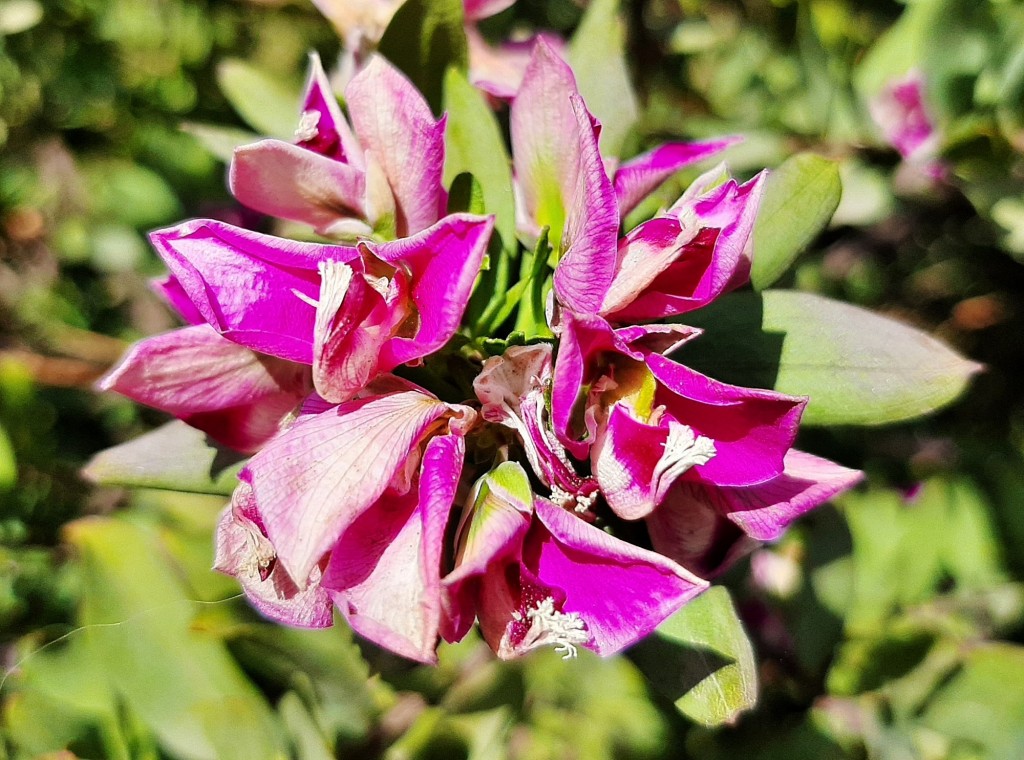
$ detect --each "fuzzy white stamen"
[520,597,590,659]
[295,110,321,142]
[653,422,716,486]
[239,525,276,581]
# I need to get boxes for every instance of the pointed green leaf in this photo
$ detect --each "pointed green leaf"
[567,0,638,157]
[182,122,260,163]
[82,421,245,496]
[751,153,842,290]
[678,290,982,426]
[378,0,467,115]
[216,59,300,138]
[628,587,757,727]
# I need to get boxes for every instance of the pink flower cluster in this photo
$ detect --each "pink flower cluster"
[103,45,861,663]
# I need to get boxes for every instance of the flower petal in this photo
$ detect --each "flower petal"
[229,140,368,236]
[718,449,864,540]
[296,52,363,165]
[645,352,806,487]
[464,0,516,21]
[527,498,708,656]
[214,482,333,627]
[511,40,618,313]
[243,389,463,583]
[346,55,447,237]
[612,137,741,218]
[368,213,494,369]
[100,325,310,452]
[323,433,465,663]
[149,219,357,363]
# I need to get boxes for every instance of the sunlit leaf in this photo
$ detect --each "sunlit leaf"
[679,290,982,425]
[378,0,467,115]
[216,59,300,139]
[82,420,245,496]
[629,587,757,727]
[182,122,261,163]
[567,0,637,157]
[751,153,842,289]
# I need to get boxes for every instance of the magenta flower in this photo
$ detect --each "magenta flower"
[230,54,447,239]
[442,462,707,659]
[146,213,492,403]
[216,381,476,662]
[870,71,947,181]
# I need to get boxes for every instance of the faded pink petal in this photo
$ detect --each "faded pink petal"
[613,137,741,218]
[467,28,566,100]
[644,352,806,487]
[149,219,353,363]
[243,389,473,584]
[346,55,447,237]
[229,140,369,237]
[214,482,333,627]
[323,433,465,663]
[99,324,310,453]
[511,40,618,314]
[870,71,938,161]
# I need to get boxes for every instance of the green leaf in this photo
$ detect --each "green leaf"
[567,0,638,157]
[182,122,260,163]
[63,516,285,760]
[82,421,245,496]
[751,153,842,290]
[81,159,183,228]
[216,59,300,138]
[511,230,554,339]
[628,587,757,727]
[678,290,982,426]
[378,0,467,115]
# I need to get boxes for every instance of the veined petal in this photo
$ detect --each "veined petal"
[346,55,447,236]
[149,219,357,363]
[608,172,767,321]
[368,213,494,369]
[511,40,618,313]
[324,433,465,663]
[645,352,806,487]
[592,403,716,520]
[717,450,864,540]
[214,482,333,628]
[522,499,708,656]
[151,275,204,325]
[243,389,468,583]
[613,137,741,218]
[100,324,310,453]
[229,140,368,236]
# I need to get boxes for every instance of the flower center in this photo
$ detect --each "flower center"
[295,110,321,142]
[510,595,590,660]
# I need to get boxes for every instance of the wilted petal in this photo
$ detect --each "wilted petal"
[717,450,864,540]
[229,140,368,236]
[323,433,465,663]
[511,40,618,313]
[100,325,310,453]
[214,482,333,628]
[244,389,468,583]
[346,55,447,236]
[613,137,741,218]
[369,213,494,368]
[499,499,708,657]
[645,352,805,487]
[150,219,356,363]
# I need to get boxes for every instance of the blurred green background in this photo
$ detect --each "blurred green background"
[2,0,1024,758]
